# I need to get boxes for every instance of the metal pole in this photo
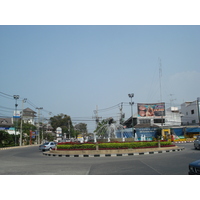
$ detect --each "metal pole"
[36,107,43,144]
[197,98,200,125]
[20,98,27,146]
[128,93,134,137]
[13,95,19,146]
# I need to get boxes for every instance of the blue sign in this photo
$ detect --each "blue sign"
[136,127,157,140]
[116,128,134,138]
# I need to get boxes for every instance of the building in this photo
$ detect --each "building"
[0,118,13,128]
[122,102,182,140]
[22,108,37,125]
[180,98,200,126]
[165,107,181,126]
[0,118,18,135]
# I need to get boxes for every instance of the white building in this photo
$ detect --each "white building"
[164,107,181,126]
[180,98,200,125]
[22,108,36,125]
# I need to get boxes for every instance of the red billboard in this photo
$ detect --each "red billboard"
[137,102,165,118]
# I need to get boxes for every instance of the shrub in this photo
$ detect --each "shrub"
[57,143,96,150]
[57,141,173,150]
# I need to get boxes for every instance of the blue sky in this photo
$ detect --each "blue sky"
[1,25,200,132]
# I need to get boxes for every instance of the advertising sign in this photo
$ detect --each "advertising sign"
[138,102,165,118]
[136,127,157,138]
[56,127,62,134]
[56,127,62,137]
[13,111,21,118]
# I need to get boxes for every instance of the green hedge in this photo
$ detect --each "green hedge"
[98,142,171,149]
[57,142,172,150]
[58,143,96,150]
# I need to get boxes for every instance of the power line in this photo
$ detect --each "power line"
[26,99,37,109]
[0,94,14,100]
[0,105,14,110]
[0,91,13,97]
[98,103,120,112]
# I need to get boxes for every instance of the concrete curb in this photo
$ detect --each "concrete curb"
[174,141,194,143]
[0,145,39,150]
[43,147,185,158]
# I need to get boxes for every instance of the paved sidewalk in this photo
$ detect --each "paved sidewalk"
[0,144,39,150]
[43,146,185,158]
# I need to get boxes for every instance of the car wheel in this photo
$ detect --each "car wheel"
[49,147,52,151]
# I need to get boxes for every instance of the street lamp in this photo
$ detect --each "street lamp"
[36,107,43,144]
[128,93,134,138]
[20,98,27,146]
[13,95,20,146]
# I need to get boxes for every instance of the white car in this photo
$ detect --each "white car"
[39,142,56,151]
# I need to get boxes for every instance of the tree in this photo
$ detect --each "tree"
[0,130,19,147]
[50,114,73,137]
[22,121,37,134]
[155,128,162,148]
[94,119,107,133]
[74,123,88,138]
[20,121,37,144]
[74,123,87,134]
[0,130,9,147]
[43,132,55,141]
[94,118,115,133]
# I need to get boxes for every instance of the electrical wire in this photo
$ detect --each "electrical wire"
[0,105,15,110]
[0,91,13,97]
[97,103,120,113]
[0,94,14,100]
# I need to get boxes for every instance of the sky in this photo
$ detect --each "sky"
[1,25,200,132]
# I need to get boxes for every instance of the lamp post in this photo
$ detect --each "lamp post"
[13,95,20,146]
[20,98,27,146]
[128,93,134,137]
[36,107,43,144]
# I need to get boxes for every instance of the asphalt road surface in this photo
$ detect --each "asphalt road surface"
[0,143,199,175]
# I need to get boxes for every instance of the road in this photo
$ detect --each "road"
[0,143,199,175]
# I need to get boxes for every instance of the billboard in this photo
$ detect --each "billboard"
[137,102,165,118]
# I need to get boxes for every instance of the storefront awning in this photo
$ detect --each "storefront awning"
[186,127,200,133]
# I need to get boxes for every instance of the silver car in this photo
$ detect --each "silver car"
[194,135,200,150]
[39,142,56,151]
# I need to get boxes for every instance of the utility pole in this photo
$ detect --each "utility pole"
[119,102,124,125]
[68,122,70,139]
[159,58,162,104]
[36,107,43,144]
[40,116,44,143]
[169,94,176,107]
[93,105,102,143]
[13,95,19,146]
[197,98,200,126]
[20,98,27,146]
[159,58,163,147]
[119,102,125,141]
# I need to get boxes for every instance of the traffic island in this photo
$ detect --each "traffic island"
[43,146,185,158]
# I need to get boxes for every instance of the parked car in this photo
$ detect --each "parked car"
[194,135,200,150]
[39,142,56,151]
[188,159,200,175]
